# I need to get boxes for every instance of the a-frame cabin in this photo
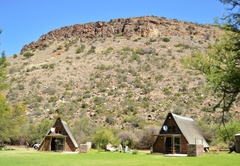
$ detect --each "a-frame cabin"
[152,113,209,154]
[38,117,78,152]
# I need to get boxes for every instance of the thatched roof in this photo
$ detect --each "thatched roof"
[40,117,78,149]
[59,118,79,148]
[171,113,209,148]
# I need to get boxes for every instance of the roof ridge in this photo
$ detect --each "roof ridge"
[172,113,194,121]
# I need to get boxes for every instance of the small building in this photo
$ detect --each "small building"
[152,113,209,154]
[38,117,78,152]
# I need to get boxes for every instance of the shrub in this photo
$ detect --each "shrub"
[48,96,58,103]
[41,64,49,69]
[13,54,17,58]
[129,53,141,63]
[93,129,119,150]
[134,125,159,149]
[105,114,115,124]
[135,48,144,55]
[93,97,104,105]
[117,131,134,148]
[36,95,44,102]
[23,52,34,58]
[72,117,97,144]
[215,120,240,143]
[122,47,133,52]
[105,47,114,54]
[18,84,24,90]
[115,33,123,37]
[145,41,152,45]
[162,38,170,42]
[200,106,214,112]
[163,87,172,95]
[42,87,56,95]
[129,115,145,128]
[49,63,55,69]
[57,45,63,50]
[155,74,164,82]
[86,46,96,55]
[76,44,85,54]
[150,38,157,42]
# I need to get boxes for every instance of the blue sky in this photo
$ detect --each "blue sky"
[0,0,228,56]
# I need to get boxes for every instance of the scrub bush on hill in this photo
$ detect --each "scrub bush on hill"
[23,52,34,58]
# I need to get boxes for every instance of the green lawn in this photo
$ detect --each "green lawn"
[0,149,239,166]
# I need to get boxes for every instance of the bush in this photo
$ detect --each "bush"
[117,131,134,148]
[129,53,141,63]
[18,84,24,90]
[135,48,145,55]
[105,47,114,54]
[215,120,240,143]
[23,52,34,58]
[134,125,159,149]
[86,46,96,55]
[105,114,115,124]
[42,87,56,95]
[162,38,170,42]
[76,44,85,54]
[163,87,172,95]
[155,74,164,82]
[93,129,119,150]
[57,45,63,50]
[122,47,133,52]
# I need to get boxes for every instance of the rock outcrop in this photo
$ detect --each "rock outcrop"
[21,16,220,53]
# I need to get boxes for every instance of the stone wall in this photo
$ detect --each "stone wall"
[187,144,204,157]
[79,144,88,153]
[235,134,240,153]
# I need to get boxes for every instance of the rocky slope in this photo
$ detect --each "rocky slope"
[6,16,239,130]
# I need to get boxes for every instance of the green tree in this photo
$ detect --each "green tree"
[215,120,240,143]
[0,95,27,142]
[24,119,51,145]
[72,117,97,144]
[0,30,27,144]
[219,0,240,31]
[0,51,7,90]
[184,31,240,120]
[184,1,240,140]
[93,129,119,150]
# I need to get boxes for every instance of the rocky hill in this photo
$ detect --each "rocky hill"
[6,16,237,131]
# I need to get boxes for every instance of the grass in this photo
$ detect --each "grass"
[0,148,239,166]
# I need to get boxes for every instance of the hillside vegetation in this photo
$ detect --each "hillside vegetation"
[5,16,239,146]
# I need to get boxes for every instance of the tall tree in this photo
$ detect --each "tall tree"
[219,0,240,31]
[0,30,27,144]
[0,30,7,90]
[184,31,240,117]
[0,95,27,142]
[0,51,7,90]
[184,1,239,141]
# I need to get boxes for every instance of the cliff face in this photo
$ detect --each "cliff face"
[21,16,220,53]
